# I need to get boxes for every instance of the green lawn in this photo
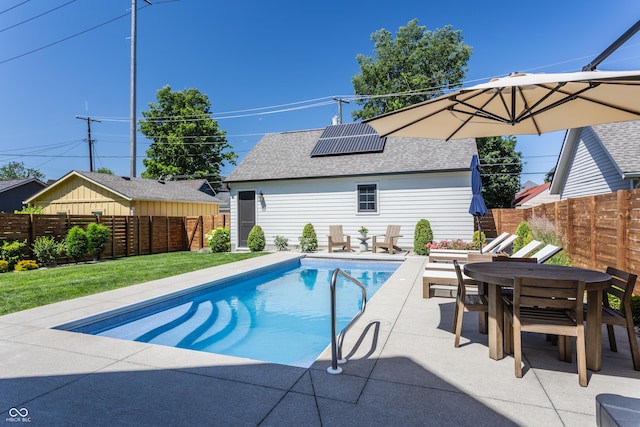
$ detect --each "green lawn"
[0,251,267,316]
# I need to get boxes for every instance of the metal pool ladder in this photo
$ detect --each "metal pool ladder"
[327,268,367,375]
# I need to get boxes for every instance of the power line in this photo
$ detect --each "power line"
[0,0,77,34]
[0,0,30,15]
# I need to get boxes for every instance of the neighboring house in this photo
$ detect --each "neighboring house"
[550,121,640,199]
[25,171,222,216]
[0,178,47,212]
[225,123,477,250]
[513,182,559,208]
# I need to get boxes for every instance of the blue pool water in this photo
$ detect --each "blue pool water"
[69,258,401,368]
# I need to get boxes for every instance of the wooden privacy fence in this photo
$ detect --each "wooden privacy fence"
[0,213,229,261]
[490,188,640,294]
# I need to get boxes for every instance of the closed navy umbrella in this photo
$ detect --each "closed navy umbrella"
[469,154,488,253]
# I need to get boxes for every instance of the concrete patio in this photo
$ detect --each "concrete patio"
[1,252,639,426]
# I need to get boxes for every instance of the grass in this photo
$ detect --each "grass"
[0,251,267,316]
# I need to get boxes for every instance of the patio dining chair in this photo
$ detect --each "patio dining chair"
[504,276,587,387]
[589,267,640,370]
[452,260,487,347]
[327,225,351,253]
[372,225,402,254]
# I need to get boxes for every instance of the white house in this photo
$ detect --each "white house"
[225,123,478,251]
[550,121,640,199]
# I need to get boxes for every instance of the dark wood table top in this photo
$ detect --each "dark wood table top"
[463,262,611,288]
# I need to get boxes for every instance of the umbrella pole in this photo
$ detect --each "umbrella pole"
[476,215,483,253]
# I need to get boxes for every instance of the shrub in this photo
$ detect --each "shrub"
[0,239,27,269]
[0,260,8,273]
[427,239,477,250]
[473,230,486,249]
[15,260,38,271]
[631,295,640,326]
[14,204,44,214]
[413,219,433,255]
[65,226,88,262]
[512,221,533,253]
[86,223,111,260]
[528,216,570,266]
[299,223,317,252]
[31,236,65,267]
[607,294,640,326]
[247,225,266,252]
[206,227,231,252]
[274,235,288,251]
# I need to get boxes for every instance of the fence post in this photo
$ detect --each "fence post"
[589,196,597,266]
[565,199,574,257]
[617,190,630,272]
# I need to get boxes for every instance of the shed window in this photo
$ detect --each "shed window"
[357,184,377,213]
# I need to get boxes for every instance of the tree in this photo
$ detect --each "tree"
[96,167,113,174]
[0,161,44,180]
[139,86,237,188]
[476,136,523,208]
[352,19,472,121]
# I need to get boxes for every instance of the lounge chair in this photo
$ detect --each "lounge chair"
[372,225,402,254]
[530,244,562,263]
[510,240,543,258]
[327,225,351,253]
[482,232,511,253]
[490,234,518,253]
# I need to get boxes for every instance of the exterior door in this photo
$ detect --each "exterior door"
[238,191,256,247]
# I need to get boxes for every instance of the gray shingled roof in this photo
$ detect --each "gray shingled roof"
[44,171,221,204]
[592,121,640,176]
[226,128,477,182]
[0,178,45,193]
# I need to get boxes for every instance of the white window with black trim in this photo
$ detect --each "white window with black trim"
[357,183,378,213]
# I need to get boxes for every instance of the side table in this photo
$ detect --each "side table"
[357,235,370,252]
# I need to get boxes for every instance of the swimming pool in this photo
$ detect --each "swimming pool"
[62,257,401,368]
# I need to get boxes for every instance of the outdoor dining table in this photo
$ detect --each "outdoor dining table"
[463,261,612,371]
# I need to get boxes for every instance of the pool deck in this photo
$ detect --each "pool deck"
[1,252,639,426]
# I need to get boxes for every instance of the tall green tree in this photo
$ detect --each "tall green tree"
[352,19,472,120]
[0,161,44,180]
[476,136,523,208]
[139,86,237,187]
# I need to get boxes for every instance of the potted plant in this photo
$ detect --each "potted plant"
[358,226,368,238]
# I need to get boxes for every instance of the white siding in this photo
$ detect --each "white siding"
[561,128,627,199]
[229,172,474,250]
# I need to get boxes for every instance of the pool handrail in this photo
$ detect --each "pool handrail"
[327,268,367,375]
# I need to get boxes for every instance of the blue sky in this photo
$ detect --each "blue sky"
[1,0,639,185]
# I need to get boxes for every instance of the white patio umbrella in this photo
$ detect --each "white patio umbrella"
[366,69,640,140]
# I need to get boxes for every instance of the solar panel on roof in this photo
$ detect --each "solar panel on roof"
[310,123,386,157]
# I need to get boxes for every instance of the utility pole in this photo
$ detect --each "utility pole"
[333,97,350,125]
[76,116,101,172]
[130,0,152,178]
[130,0,137,178]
